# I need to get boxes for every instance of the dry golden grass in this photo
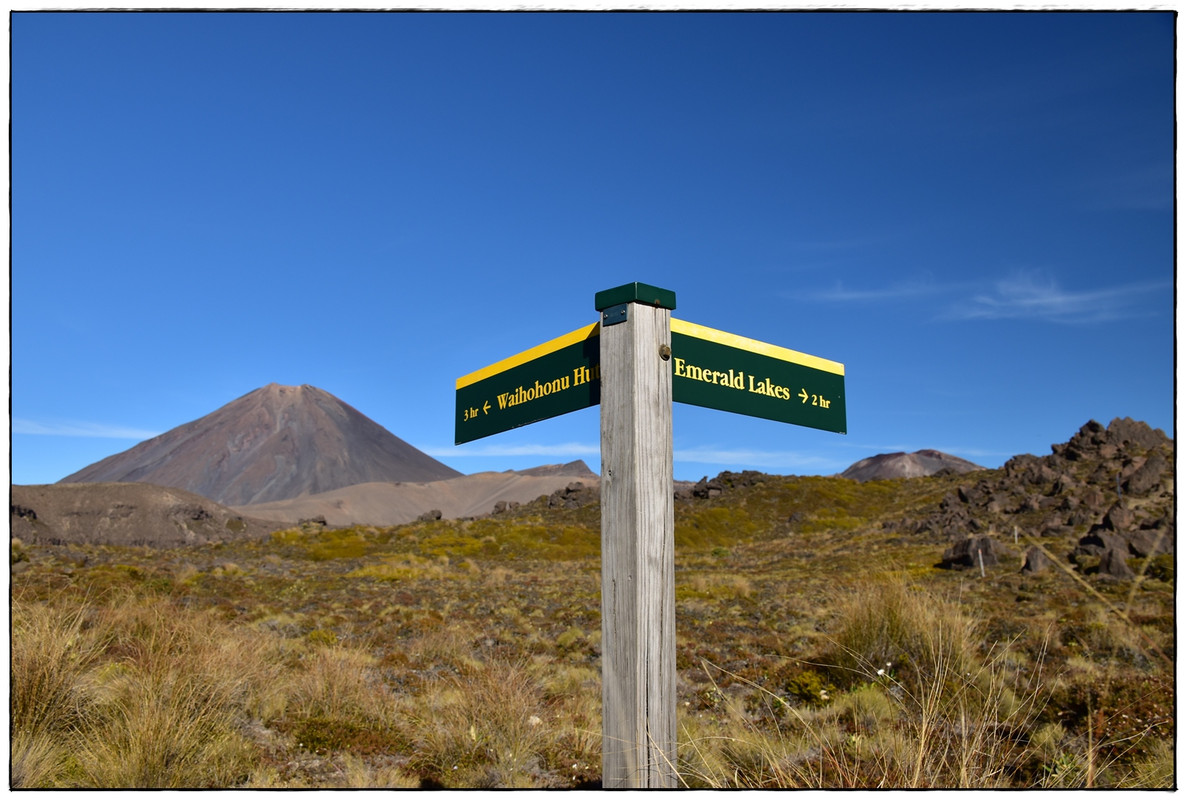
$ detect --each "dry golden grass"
[9,467,1174,788]
[675,579,1051,789]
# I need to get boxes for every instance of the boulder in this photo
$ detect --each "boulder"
[1053,420,1107,461]
[941,536,1001,570]
[1080,487,1107,512]
[692,477,724,499]
[1048,474,1074,496]
[1099,503,1136,534]
[1097,547,1135,580]
[1106,417,1169,451]
[547,482,595,509]
[1128,524,1173,558]
[1020,546,1053,574]
[1123,452,1168,496]
[1077,530,1127,556]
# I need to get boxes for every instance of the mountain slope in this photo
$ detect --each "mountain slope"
[233,472,599,527]
[58,384,461,505]
[840,449,984,482]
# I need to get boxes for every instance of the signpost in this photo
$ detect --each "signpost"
[455,283,846,788]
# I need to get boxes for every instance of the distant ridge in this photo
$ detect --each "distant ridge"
[840,449,984,482]
[516,460,597,479]
[11,483,282,548]
[58,384,462,505]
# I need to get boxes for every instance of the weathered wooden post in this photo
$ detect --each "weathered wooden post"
[594,283,678,788]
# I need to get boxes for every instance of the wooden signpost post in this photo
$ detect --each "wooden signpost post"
[456,282,846,788]
[594,283,678,787]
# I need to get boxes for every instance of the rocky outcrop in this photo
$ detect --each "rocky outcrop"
[902,418,1173,582]
[546,482,597,510]
[10,483,280,547]
[676,471,771,501]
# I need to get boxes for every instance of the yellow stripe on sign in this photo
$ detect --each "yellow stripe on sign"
[671,318,845,376]
[455,322,601,390]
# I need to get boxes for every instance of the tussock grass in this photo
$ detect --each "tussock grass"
[404,659,549,787]
[680,583,1049,788]
[72,665,256,787]
[820,577,979,696]
[12,593,280,787]
[10,468,1174,788]
[11,601,103,743]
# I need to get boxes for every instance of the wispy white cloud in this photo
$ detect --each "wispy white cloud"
[807,269,1168,326]
[945,272,1170,324]
[13,419,161,439]
[806,279,949,304]
[421,442,600,459]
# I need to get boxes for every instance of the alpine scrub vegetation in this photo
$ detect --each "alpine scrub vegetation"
[10,450,1174,788]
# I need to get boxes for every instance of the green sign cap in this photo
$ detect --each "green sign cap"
[595,282,677,312]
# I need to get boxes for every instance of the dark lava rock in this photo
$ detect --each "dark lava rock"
[1097,547,1135,580]
[492,500,520,515]
[1123,452,1168,496]
[1128,523,1174,558]
[1021,546,1053,574]
[547,481,596,509]
[895,417,1171,583]
[1077,530,1128,557]
[1098,503,1136,534]
[1106,417,1170,451]
[941,536,1002,570]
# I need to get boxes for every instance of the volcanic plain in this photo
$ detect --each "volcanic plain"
[10,387,1175,789]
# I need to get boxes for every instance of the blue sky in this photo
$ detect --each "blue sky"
[12,10,1176,487]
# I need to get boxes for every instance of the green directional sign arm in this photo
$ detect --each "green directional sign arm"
[669,318,846,434]
[454,322,602,445]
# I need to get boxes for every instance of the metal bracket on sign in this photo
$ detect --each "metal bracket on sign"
[601,303,630,327]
